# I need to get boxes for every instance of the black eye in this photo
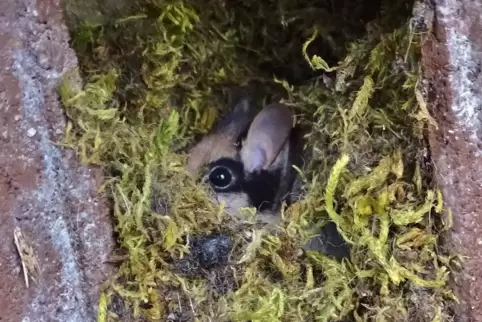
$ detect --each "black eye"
[208,165,234,190]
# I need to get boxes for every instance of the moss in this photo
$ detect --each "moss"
[60,0,457,321]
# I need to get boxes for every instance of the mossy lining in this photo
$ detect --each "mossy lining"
[60,0,458,321]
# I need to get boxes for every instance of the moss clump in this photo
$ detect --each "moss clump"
[60,0,457,321]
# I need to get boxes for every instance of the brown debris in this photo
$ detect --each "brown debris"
[13,227,41,289]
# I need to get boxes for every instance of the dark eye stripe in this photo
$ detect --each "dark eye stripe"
[242,169,281,212]
[206,158,282,212]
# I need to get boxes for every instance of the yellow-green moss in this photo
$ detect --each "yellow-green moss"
[60,0,457,321]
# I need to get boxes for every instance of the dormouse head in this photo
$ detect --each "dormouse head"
[187,98,299,224]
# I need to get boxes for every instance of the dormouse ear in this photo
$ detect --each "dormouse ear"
[240,103,293,173]
[214,97,255,138]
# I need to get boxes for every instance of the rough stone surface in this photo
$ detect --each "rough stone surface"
[0,0,115,321]
[421,0,482,321]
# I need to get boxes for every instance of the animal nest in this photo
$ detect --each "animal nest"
[60,0,457,321]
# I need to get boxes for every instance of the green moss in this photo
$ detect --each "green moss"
[60,0,457,321]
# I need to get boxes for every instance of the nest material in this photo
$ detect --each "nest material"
[60,0,457,321]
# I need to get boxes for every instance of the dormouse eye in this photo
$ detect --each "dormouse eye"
[208,165,235,190]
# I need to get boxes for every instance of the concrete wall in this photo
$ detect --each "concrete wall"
[422,0,482,321]
[0,0,114,320]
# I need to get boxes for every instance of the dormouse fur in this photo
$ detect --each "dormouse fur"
[187,98,303,225]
